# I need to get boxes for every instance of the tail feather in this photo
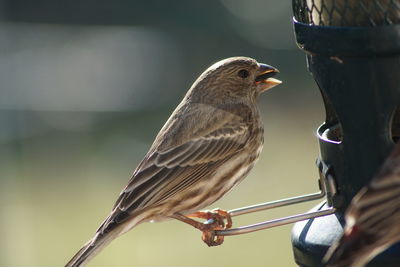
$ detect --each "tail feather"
[66,205,147,266]
[65,231,118,267]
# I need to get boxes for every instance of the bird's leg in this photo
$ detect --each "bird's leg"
[171,210,232,246]
[187,209,233,229]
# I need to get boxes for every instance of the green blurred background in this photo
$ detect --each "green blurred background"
[0,1,325,266]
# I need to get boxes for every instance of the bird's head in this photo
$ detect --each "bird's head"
[189,57,281,102]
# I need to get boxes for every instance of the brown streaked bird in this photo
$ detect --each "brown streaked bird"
[324,143,400,267]
[66,56,281,267]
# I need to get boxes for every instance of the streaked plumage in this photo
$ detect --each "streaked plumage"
[324,144,400,267]
[66,57,281,267]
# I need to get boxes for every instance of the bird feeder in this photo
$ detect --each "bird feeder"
[290,0,400,266]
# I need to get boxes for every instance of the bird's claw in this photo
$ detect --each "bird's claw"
[201,225,225,246]
[188,209,232,246]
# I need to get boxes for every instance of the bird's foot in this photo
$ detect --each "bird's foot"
[187,209,232,246]
[171,209,232,247]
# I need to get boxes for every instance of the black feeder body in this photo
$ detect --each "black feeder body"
[291,0,400,266]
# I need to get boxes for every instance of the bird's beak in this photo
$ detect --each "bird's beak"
[255,63,282,93]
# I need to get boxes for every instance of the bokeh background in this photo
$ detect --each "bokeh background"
[0,1,325,266]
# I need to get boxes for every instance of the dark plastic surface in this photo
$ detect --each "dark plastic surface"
[291,20,400,266]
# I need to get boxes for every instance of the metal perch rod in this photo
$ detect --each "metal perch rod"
[214,173,337,236]
[216,207,335,236]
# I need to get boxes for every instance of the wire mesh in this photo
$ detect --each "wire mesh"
[293,0,400,26]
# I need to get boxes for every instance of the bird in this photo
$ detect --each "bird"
[66,56,281,267]
[324,143,400,267]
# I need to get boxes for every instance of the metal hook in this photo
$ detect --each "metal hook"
[213,159,337,236]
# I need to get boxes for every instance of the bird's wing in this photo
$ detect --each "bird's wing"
[324,173,400,267]
[345,146,400,237]
[100,103,254,229]
[324,145,400,266]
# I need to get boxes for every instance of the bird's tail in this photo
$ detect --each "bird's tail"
[65,229,120,267]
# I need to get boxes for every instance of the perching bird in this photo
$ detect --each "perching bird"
[324,143,400,267]
[66,57,281,267]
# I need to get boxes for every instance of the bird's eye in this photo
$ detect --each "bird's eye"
[237,69,249,78]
